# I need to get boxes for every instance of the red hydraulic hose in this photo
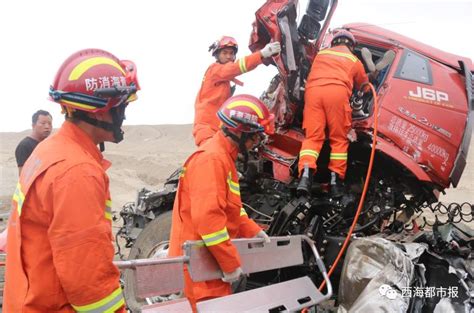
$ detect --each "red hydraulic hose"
[318,83,379,292]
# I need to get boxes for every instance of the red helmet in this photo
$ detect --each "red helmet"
[331,29,357,47]
[49,49,140,113]
[209,36,238,57]
[217,94,275,135]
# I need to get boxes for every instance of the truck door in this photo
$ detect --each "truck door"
[376,48,469,187]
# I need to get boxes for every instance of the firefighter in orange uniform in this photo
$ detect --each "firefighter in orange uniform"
[4,49,140,312]
[193,36,281,146]
[297,29,369,196]
[170,94,274,310]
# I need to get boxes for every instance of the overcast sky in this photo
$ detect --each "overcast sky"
[0,0,472,132]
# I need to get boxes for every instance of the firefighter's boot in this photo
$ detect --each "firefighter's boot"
[330,172,345,198]
[297,165,314,197]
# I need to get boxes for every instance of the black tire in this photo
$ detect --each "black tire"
[123,211,173,313]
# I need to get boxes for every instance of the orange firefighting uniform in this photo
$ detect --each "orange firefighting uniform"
[4,121,125,313]
[298,45,369,178]
[169,131,262,309]
[193,52,263,146]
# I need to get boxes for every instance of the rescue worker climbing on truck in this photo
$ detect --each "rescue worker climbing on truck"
[297,29,369,197]
[170,94,274,310]
[4,49,140,312]
[193,35,281,146]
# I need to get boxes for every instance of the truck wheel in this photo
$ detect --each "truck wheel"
[123,210,173,312]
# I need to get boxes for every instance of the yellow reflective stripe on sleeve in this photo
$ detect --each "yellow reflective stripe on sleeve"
[105,199,112,221]
[104,298,125,313]
[299,149,319,159]
[12,182,25,216]
[330,153,348,160]
[240,207,248,216]
[179,167,187,178]
[72,286,124,312]
[201,227,230,246]
[227,172,240,196]
[238,58,248,73]
[318,50,357,62]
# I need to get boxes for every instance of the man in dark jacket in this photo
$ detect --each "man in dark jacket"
[15,110,52,173]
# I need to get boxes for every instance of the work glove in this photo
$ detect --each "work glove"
[254,230,271,243]
[222,267,243,283]
[261,42,281,58]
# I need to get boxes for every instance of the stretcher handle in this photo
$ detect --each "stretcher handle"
[301,235,333,300]
[114,255,189,269]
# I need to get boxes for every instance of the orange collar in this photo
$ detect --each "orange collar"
[210,131,240,162]
[330,45,353,54]
[58,121,111,170]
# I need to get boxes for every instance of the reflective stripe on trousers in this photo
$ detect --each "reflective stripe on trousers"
[72,286,124,313]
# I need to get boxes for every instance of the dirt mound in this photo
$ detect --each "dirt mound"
[0,124,195,217]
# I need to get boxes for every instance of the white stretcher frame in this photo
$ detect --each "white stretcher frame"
[114,235,332,312]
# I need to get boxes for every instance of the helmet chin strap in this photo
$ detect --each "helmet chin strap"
[73,104,126,145]
[348,44,356,53]
[222,127,252,172]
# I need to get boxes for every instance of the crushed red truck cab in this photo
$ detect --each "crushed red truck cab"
[251,0,473,194]
[118,1,473,311]
[346,22,473,189]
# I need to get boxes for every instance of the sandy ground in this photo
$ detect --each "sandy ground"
[0,125,195,215]
[0,124,472,229]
